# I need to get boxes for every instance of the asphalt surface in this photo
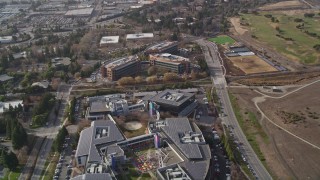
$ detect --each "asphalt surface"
[19,137,45,180]
[196,39,272,180]
[19,83,72,180]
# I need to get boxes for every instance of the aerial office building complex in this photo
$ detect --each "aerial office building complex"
[149,53,191,74]
[143,89,197,116]
[73,117,210,180]
[144,41,178,55]
[100,56,140,81]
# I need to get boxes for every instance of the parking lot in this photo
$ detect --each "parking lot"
[53,136,74,180]
[194,91,216,125]
[29,15,90,28]
[210,127,231,180]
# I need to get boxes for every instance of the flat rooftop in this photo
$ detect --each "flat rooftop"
[89,101,110,113]
[157,164,191,180]
[150,89,194,107]
[126,33,154,40]
[0,36,13,41]
[0,100,23,113]
[161,118,204,159]
[75,120,125,162]
[146,41,177,51]
[150,53,189,64]
[105,56,138,69]
[51,57,71,67]
[100,36,119,44]
[71,173,112,180]
[0,74,13,82]
[151,118,211,180]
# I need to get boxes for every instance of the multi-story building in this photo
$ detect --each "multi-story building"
[143,89,197,116]
[100,56,140,81]
[85,94,145,120]
[73,117,211,180]
[144,41,178,55]
[149,53,191,74]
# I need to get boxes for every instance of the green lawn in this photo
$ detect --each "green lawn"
[240,12,320,64]
[0,167,21,180]
[208,35,236,45]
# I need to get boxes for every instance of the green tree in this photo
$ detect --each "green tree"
[6,119,12,139]
[3,151,19,170]
[53,126,68,153]
[12,123,27,150]
[0,149,5,165]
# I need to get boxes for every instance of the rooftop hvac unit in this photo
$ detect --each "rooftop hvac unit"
[102,129,107,136]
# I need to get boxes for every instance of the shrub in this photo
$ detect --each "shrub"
[313,44,320,51]
[294,18,303,22]
[304,13,315,18]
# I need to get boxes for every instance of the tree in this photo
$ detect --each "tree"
[53,126,68,153]
[12,122,27,150]
[170,33,178,41]
[147,66,157,76]
[68,97,76,123]
[313,44,320,52]
[134,76,144,84]
[3,151,19,170]
[304,13,315,18]
[163,72,181,82]
[146,76,158,84]
[0,120,6,134]
[118,77,135,86]
[191,70,198,80]
[0,149,5,165]
[6,119,12,139]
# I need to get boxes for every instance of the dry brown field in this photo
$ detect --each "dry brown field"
[258,0,306,10]
[228,55,278,74]
[229,79,320,179]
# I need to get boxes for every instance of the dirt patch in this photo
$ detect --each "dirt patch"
[259,0,306,11]
[124,121,142,131]
[228,55,278,74]
[229,17,248,35]
[259,81,320,179]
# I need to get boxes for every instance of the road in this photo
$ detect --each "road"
[31,83,72,180]
[196,39,272,179]
[19,83,72,180]
[19,137,45,180]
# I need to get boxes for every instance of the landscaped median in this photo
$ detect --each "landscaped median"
[40,152,59,180]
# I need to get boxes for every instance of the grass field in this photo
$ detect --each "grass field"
[0,167,21,180]
[240,12,320,64]
[208,35,235,45]
[228,55,278,74]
